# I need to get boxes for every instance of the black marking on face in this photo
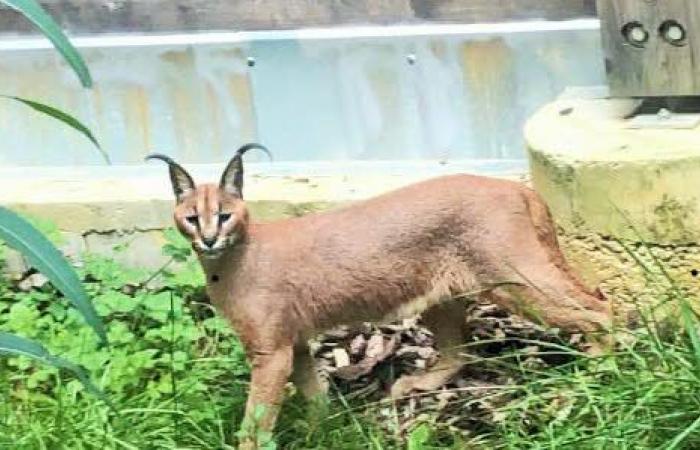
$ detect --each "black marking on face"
[218,212,231,225]
[211,275,220,283]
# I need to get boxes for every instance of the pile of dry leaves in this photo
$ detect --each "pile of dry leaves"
[313,299,584,435]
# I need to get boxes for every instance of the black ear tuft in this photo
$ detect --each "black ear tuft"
[219,143,272,198]
[146,153,196,202]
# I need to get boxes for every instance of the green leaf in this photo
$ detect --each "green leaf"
[0,332,108,404]
[95,291,137,315]
[0,0,92,87]
[0,206,107,345]
[6,302,40,337]
[1,95,110,165]
[162,227,192,262]
[141,292,179,323]
[408,423,431,450]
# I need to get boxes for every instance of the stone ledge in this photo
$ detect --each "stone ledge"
[0,160,525,231]
[0,161,526,274]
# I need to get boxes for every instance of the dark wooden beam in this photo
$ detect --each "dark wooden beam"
[410,0,596,23]
[0,0,597,35]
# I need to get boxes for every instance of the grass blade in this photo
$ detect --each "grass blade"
[0,0,92,87]
[680,301,700,370]
[666,414,700,450]
[0,332,108,403]
[1,95,110,165]
[0,206,107,345]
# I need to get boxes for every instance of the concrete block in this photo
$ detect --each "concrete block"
[526,94,700,309]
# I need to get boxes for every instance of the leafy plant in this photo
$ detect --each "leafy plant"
[0,332,105,402]
[0,0,107,398]
[0,208,105,343]
[407,423,432,450]
[0,208,107,397]
[8,232,700,449]
[0,249,250,448]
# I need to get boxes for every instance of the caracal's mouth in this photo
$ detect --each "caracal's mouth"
[200,249,224,259]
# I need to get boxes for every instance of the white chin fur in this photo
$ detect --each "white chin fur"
[200,250,223,260]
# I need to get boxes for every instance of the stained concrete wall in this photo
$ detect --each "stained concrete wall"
[0,22,605,166]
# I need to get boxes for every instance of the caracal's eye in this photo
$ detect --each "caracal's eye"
[185,215,199,226]
[218,212,232,225]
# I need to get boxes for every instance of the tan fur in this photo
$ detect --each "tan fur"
[166,173,611,449]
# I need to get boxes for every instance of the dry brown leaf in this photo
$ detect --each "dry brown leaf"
[334,336,399,381]
[349,334,367,356]
[390,363,464,398]
[365,334,385,359]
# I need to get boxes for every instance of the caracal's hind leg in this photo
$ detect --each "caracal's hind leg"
[290,343,328,400]
[485,261,612,354]
[391,299,468,398]
[511,189,613,350]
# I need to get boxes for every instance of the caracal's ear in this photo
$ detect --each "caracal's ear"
[145,153,196,203]
[219,143,272,198]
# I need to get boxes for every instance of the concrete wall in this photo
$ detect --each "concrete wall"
[0,21,605,166]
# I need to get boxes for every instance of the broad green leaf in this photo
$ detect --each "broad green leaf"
[407,423,431,450]
[0,0,92,87]
[0,206,107,345]
[94,291,137,315]
[0,332,108,404]
[1,95,110,165]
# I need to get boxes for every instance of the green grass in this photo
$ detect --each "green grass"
[481,334,700,449]
[2,235,700,449]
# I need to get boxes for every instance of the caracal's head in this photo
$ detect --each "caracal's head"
[147,144,270,259]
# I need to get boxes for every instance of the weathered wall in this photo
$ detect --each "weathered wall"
[0,1,597,34]
[559,233,700,314]
[0,23,605,165]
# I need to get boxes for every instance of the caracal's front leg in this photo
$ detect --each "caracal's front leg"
[237,346,293,450]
